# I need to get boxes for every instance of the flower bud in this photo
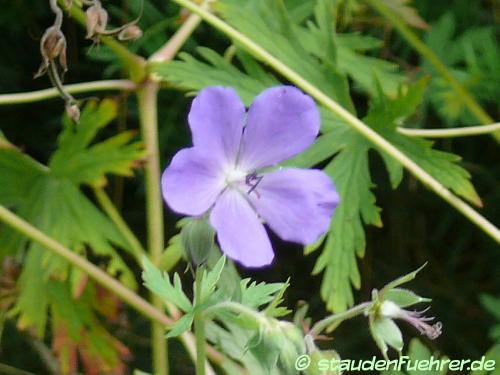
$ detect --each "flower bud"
[118,25,143,41]
[277,321,306,374]
[181,218,215,267]
[65,103,81,123]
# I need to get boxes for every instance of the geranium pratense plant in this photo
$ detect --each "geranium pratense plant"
[161,86,339,267]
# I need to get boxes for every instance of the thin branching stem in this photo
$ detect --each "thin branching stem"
[398,123,500,138]
[170,0,500,244]
[0,80,135,105]
[93,187,147,262]
[309,302,372,336]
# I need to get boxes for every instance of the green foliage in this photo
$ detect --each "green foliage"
[142,257,192,313]
[153,0,481,314]
[50,99,145,188]
[0,100,145,372]
[423,13,500,124]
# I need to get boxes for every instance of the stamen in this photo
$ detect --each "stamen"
[245,172,263,197]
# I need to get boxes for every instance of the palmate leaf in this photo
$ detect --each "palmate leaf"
[50,99,145,187]
[0,100,144,364]
[365,79,481,205]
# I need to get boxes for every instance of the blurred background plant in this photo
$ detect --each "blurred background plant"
[0,0,498,374]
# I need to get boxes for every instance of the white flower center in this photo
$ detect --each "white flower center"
[225,167,247,186]
[379,300,403,318]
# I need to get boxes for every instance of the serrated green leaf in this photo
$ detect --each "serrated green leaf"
[264,278,291,318]
[312,134,382,312]
[240,279,288,310]
[49,99,145,187]
[0,148,137,289]
[200,256,226,302]
[366,79,481,205]
[152,47,278,106]
[165,312,194,338]
[142,257,192,312]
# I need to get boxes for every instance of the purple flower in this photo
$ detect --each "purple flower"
[161,86,339,267]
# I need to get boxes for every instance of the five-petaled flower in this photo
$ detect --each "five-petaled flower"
[161,86,339,267]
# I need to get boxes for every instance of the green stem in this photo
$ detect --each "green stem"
[0,204,221,373]
[0,80,135,105]
[137,81,168,374]
[137,81,168,375]
[398,122,500,138]
[150,12,202,63]
[204,301,264,323]
[93,187,147,263]
[194,267,206,375]
[170,0,500,244]
[366,0,500,142]
[309,302,371,336]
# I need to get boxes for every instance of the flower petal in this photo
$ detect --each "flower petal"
[249,168,339,244]
[239,86,320,170]
[161,147,225,216]
[188,86,245,166]
[210,189,274,267]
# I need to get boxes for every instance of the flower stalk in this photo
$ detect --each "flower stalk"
[309,302,372,337]
[137,81,168,375]
[194,267,207,375]
[398,122,500,138]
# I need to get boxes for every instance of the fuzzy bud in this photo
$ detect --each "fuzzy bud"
[66,103,81,123]
[118,24,143,41]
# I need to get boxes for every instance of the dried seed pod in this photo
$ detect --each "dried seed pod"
[35,25,67,77]
[118,24,143,41]
[86,1,108,41]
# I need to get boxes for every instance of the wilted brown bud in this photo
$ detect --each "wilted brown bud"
[66,103,80,123]
[35,25,67,77]
[118,24,143,41]
[86,1,108,40]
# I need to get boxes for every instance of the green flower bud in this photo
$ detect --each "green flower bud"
[181,218,215,267]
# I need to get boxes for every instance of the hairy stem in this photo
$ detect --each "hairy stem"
[309,302,372,336]
[150,12,202,63]
[93,187,146,262]
[366,0,500,142]
[398,122,500,138]
[137,81,168,375]
[170,0,500,244]
[194,268,206,375]
[0,80,135,105]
